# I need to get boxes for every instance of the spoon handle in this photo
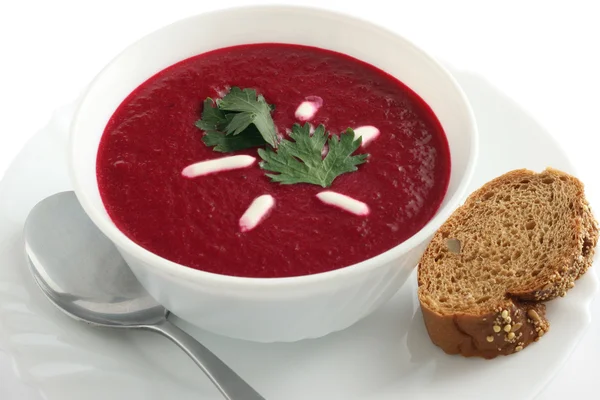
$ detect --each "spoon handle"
[147,320,266,400]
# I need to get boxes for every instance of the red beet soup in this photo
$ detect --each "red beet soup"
[96,43,451,278]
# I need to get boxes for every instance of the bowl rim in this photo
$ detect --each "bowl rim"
[68,4,479,289]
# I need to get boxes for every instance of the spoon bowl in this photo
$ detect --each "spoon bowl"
[25,191,166,327]
[24,191,265,400]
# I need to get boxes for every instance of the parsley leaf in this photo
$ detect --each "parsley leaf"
[202,128,267,152]
[258,123,368,187]
[217,88,278,146]
[196,87,278,152]
[195,99,227,132]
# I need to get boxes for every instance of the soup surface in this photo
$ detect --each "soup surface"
[96,43,451,278]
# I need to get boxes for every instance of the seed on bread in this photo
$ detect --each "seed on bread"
[417,167,599,359]
[512,322,523,332]
[527,309,542,323]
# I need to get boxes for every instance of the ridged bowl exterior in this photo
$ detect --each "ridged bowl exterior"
[121,240,429,342]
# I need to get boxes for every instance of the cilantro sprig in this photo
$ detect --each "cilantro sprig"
[258,123,368,187]
[196,87,278,152]
[195,87,369,188]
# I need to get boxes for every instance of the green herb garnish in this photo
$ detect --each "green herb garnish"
[195,88,369,187]
[258,123,368,187]
[196,87,278,152]
[201,128,268,153]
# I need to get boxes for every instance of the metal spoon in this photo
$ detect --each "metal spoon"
[24,191,265,400]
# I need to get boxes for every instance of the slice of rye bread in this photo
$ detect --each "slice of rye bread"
[417,167,599,359]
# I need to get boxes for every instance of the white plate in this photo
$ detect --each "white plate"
[0,66,597,400]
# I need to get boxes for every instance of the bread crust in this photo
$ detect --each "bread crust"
[421,301,547,359]
[575,199,599,279]
[417,168,598,359]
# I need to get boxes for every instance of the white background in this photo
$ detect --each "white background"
[0,0,598,398]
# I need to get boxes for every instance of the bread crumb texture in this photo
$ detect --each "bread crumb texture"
[417,168,599,359]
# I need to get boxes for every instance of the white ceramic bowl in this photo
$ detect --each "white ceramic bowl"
[68,5,478,342]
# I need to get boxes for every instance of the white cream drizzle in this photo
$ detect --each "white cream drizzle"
[295,96,323,121]
[353,126,380,147]
[181,155,255,178]
[239,194,276,232]
[316,191,370,216]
